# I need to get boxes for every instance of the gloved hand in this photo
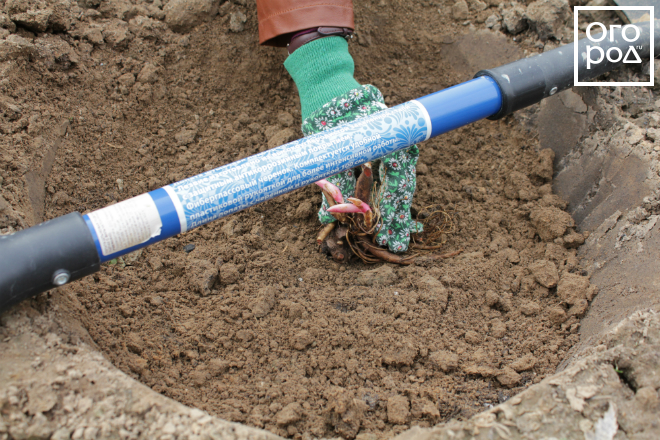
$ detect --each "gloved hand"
[286,36,420,253]
[374,144,422,252]
[300,84,421,253]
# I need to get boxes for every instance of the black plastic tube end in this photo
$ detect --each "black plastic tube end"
[475,66,547,120]
[0,212,100,313]
[474,47,575,120]
[476,21,659,120]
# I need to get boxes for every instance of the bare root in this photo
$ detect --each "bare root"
[320,224,352,263]
[412,205,456,248]
[316,179,461,265]
[317,223,336,246]
[355,236,416,265]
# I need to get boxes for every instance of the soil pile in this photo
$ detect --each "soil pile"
[0,0,599,438]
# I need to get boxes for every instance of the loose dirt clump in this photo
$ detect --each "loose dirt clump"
[1,0,601,438]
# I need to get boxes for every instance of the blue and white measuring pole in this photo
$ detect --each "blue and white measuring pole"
[84,76,502,262]
[0,77,503,311]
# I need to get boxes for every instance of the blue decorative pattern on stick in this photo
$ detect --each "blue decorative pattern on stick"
[83,76,502,262]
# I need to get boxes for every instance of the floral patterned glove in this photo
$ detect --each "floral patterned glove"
[301,85,422,253]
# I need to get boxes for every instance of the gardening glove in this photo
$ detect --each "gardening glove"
[374,145,422,253]
[285,36,421,253]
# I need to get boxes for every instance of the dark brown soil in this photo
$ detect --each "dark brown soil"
[1,0,598,438]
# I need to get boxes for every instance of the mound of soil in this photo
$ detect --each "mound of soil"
[1,0,599,438]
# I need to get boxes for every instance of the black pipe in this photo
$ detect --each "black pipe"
[0,213,100,311]
[477,20,660,119]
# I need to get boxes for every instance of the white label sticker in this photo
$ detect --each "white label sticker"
[87,193,162,256]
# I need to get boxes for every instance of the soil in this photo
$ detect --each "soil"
[397,309,660,440]
[0,0,604,438]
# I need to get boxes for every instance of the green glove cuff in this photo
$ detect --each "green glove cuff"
[284,36,361,121]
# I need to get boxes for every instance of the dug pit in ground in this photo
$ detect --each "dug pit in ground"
[1,0,658,438]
